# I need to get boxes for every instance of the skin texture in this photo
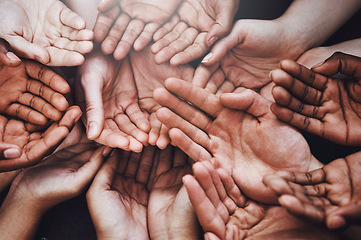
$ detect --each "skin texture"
[94,0,182,60]
[154,77,322,204]
[271,52,361,146]
[184,161,337,240]
[0,105,82,171]
[264,150,361,230]
[0,0,94,66]
[151,0,239,66]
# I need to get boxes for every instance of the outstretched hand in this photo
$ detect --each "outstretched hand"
[271,52,361,146]
[0,0,93,66]
[264,150,361,229]
[154,78,322,203]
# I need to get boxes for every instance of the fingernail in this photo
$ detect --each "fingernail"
[35,56,44,64]
[6,52,20,62]
[269,70,274,79]
[311,61,324,69]
[208,36,218,46]
[102,147,112,157]
[87,122,98,139]
[202,52,213,63]
[4,148,21,159]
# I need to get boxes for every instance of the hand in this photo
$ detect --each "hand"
[270,52,361,146]
[148,146,199,240]
[87,147,156,240]
[154,78,322,203]
[0,0,93,66]
[94,0,183,60]
[184,161,336,240]
[76,47,150,152]
[129,46,194,148]
[264,150,361,230]
[193,19,307,92]
[151,0,239,65]
[0,105,82,171]
[0,141,108,239]
[0,59,70,125]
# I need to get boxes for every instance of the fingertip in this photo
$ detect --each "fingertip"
[87,121,100,140]
[327,215,347,229]
[3,148,21,159]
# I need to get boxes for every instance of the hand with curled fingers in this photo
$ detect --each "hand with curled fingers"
[0,140,108,239]
[94,0,183,60]
[0,0,94,66]
[87,146,158,240]
[76,46,150,152]
[154,77,323,204]
[148,146,199,240]
[151,0,239,66]
[0,105,82,171]
[270,52,361,146]
[129,46,194,149]
[263,150,361,230]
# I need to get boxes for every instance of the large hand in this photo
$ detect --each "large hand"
[151,0,239,66]
[184,161,336,240]
[0,0,93,66]
[193,19,307,92]
[271,53,361,146]
[0,59,70,125]
[264,150,361,230]
[87,147,156,240]
[154,78,322,203]
[76,47,150,152]
[94,0,183,60]
[148,146,199,240]
[0,105,81,171]
[129,46,194,148]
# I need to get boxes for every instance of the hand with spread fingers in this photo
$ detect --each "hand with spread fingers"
[148,146,199,240]
[0,140,108,239]
[184,161,336,240]
[264,150,361,230]
[129,46,194,148]
[87,147,157,240]
[76,46,150,152]
[151,0,239,66]
[0,0,94,66]
[0,105,82,171]
[154,77,322,203]
[94,0,183,60]
[271,52,361,146]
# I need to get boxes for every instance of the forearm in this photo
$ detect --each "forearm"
[278,0,361,51]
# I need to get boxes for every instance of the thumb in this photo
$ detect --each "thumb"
[0,143,21,159]
[0,38,21,67]
[97,0,117,12]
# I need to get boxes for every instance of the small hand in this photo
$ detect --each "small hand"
[0,0,93,66]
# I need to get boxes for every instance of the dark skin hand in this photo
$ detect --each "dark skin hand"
[271,52,361,146]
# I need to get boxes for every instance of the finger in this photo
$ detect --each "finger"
[154,145,173,176]
[173,147,188,167]
[220,88,270,117]
[170,32,209,66]
[52,37,93,55]
[0,39,21,67]
[61,27,94,41]
[46,47,85,66]
[114,19,145,60]
[136,146,157,184]
[6,103,48,125]
[94,6,122,43]
[114,112,149,145]
[134,23,161,51]
[97,0,117,12]
[217,168,246,208]
[154,27,198,65]
[151,21,189,54]
[94,119,131,149]
[125,103,151,134]
[0,143,21,159]
[192,63,220,89]
[89,149,117,188]
[153,14,180,41]
[125,151,142,178]
[215,80,236,95]
[59,2,87,29]
[148,113,162,145]
[205,68,226,94]
[327,204,361,229]
[101,12,131,54]
[183,174,226,239]
[156,124,170,149]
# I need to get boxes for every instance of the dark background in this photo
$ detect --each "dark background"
[0,1,360,239]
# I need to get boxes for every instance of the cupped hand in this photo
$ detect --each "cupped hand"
[0,0,93,66]
[154,78,322,203]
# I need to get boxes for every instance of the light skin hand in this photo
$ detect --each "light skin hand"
[148,146,199,240]
[264,150,361,230]
[87,147,157,240]
[271,52,361,146]
[94,0,182,60]
[76,47,150,152]
[0,141,108,240]
[0,105,82,171]
[154,77,322,203]
[129,46,194,148]
[0,0,93,66]
[151,0,239,66]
